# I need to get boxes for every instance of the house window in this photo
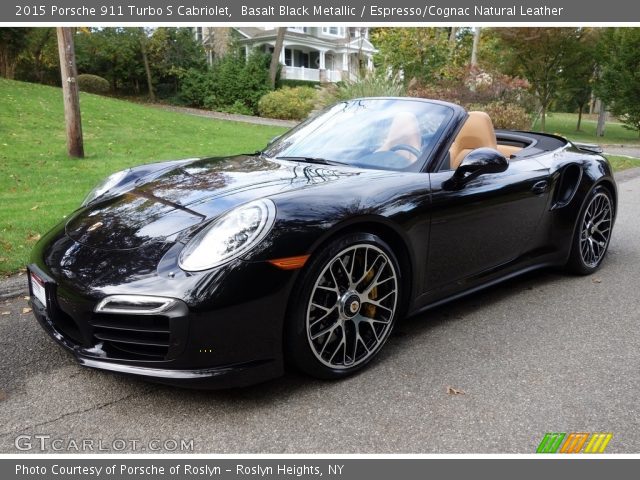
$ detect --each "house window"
[195,27,203,42]
[288,27,307,33]
[284,49,292,66]
[322,27,345,37]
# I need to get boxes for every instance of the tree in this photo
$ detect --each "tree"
[138,28,155,101]
[559,29,600,131]
[75,28,143,92]
[596,28,640,135]
[494,28,583,131]
[370,28,451,83]
[16,27,58,84]
[0,28,30,79]
[269,27,286,89]
[56,27,84,158]
[147,27,207,95]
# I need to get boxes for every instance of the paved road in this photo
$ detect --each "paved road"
[1,176,639,454]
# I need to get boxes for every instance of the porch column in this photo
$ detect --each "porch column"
[244,45,249,58]
[319,50,326,69]
[342,53,349,72]
[279,43,285,64]
[367,55,373,71]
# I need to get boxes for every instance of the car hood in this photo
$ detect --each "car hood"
[65,155,364,251]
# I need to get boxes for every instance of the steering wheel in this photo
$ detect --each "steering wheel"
[389,144,421,158]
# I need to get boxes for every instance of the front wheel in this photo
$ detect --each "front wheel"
[566,186,614,275]
[286,233,402,379]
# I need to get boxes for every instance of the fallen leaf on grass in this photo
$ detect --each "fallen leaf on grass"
[22,307,32,314]
[30,205,39,211]
[1,311,10,315]
[23,296,30,300]
[446,386,466,395]
[26,233,41,243]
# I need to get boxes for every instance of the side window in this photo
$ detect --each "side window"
[438,152,454,172]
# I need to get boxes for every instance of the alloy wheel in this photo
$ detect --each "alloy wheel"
[579,192,613,268]
[306,244,399,369]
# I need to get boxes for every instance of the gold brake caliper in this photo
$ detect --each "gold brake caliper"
[361,267,377,318]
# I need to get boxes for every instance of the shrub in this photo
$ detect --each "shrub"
[218,100,254,116]
[178,50,271,115]
[178,68,214,108]
[469,101,531,130]
[333,74,406,101]
[258,87,317,120]
[277,79,320,89]
[77,74,110,94]
[409,66,534,113]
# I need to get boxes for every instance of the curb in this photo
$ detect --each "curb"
[148,104,297,128]
[0,274,28,301]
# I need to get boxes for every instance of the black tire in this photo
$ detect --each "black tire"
[285,232,402,379]
[565,185,614,275]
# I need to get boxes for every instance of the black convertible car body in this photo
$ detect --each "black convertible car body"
[29,98,617,387]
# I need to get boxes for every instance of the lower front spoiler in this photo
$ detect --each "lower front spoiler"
[31,297,284,390]
[76,356,282,390]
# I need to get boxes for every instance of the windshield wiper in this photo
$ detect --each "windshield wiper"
[275,156,349,166]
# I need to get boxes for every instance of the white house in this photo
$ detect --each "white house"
[195,27,378,83]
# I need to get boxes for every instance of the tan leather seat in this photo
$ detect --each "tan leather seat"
[378,111,422,161]
[448,111,498,169]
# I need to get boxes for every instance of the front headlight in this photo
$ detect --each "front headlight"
[81,169,131,207]
[178,199,276,271]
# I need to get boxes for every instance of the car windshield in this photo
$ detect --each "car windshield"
[263,98,454,172]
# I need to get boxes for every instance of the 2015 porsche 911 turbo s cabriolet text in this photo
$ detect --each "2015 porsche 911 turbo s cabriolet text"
[29,98,617,388]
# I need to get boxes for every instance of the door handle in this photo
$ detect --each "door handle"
[532,180,549,194]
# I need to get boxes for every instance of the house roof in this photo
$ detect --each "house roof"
[233,28,377,53]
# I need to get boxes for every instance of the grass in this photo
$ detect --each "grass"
[534,112,640,145]
[605,155,640,171]
[0,78,287,275]
[1,80,639,275]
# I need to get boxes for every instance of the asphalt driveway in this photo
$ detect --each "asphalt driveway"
[1,174,639,454]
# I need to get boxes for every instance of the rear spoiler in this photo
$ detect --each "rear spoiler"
[574,142,603,154]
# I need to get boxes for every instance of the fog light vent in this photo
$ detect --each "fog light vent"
[94,295,177,315]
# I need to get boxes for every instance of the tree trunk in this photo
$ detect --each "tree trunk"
[139,28,155,102]
[448,27,458,51]
[576,104,583,131]
[471,28,481,67]
[596,104,607,137]
[56,27,84,158]
[211,27,231,60]
[540,103,547,132]
[0,50,17,79]
[269,28,286,90]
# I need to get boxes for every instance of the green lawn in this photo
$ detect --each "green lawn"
[606,155,640,171]
[534,112,640,145]
[0,79,287,275]
[1,80,639,276]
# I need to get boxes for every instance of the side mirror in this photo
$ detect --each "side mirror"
[452,147,508,183]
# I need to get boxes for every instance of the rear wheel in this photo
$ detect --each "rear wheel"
[566,186,614,275]
[286,233,401,379]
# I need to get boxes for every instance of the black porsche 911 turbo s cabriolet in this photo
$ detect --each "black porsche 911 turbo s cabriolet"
[29,97,616,388]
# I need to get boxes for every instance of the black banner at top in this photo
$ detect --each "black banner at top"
[3,0,640,23]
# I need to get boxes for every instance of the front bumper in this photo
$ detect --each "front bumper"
[28,261,292,389]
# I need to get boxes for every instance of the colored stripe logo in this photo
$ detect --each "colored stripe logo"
[536,432,612,453]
